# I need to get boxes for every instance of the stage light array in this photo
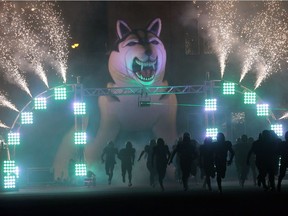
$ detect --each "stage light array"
[75,163,87,176]
[21,112,33,124]
[257,104,269,116]
[73,102,86,115]
[271,124,283,137]
[244,92,256,104]
[223,82,235,95]
[3,160,16,174]
[3,160,17,189]
[54,87,67,100]
[206,128,218,140]
[8,132,20,145]
[205,99,217,111]
[34,97,47,110]
[3,175,16,189]
[74,132,87,145]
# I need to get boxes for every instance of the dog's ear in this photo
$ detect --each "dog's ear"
[147,18,161,37]
[116,20,132,39]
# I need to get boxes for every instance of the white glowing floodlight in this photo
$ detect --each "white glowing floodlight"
[74,132,87,145]
[205,99,217,111]
[8,132,20,145]
[75,163,87,176]
[73,102,86,115]
[206,128,218,140]
[223,82,235,95]
[21,112,33,124]
[244,92,256,104]
[34,97,47,110]
[3,175,16,189]
[271,124,283,137]
[257,104,269,116]
[3,160,17,189]
[54,87,67,100]
[3,160,16,174]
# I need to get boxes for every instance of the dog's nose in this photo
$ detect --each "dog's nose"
[145,48,152,57]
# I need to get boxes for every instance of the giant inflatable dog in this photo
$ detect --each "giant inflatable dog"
[85,18,177,165]
[53,18,177,180]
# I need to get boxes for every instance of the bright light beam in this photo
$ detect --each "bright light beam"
[279,112,288,120]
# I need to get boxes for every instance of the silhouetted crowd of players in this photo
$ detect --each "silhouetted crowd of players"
[99,129,288,193]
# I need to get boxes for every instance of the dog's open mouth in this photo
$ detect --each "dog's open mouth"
[132,58,157,82]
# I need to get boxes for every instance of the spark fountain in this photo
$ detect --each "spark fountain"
[205,1,288,90]
[26,2,70,83]
[2,2,49,88]
[0,2,70,90]
[0,4,32,97]
[253,1,288,89]
[195,1,288,120]
[0,91,19,112]
[0,120,9,129]
[206,0,240,78]
[240,1,288,89]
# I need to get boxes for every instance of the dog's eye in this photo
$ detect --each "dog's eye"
[125,40,138,46]
[150,40,159,45]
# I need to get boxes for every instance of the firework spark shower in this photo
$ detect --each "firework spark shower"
[26,2,70,84]
[0,1,70,95]
[206,0,239,79]
[206,1,288,89]
[0,3,32,97]
[0,91,18,112]
[249,1,288,89]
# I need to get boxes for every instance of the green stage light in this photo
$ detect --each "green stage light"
[206,128,218,140]
[21,112,33,124]
[3,160,16,174]
[3,160,17,189]
[34,97,47,110]
[3,175,16,189]
[8,132,20,145]
[205,99,217,111]
[223,82,235,95]
[74,132,87,145]
[54,87,67,100]
[73,102,86,115]
[75,163,87,176]
[244,92,256,104]
[257,104,269,116]
[271,124,283,137]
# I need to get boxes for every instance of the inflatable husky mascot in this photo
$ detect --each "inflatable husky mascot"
[53,18,177,181]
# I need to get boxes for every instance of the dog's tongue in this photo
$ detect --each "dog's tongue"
[140,69,152,78]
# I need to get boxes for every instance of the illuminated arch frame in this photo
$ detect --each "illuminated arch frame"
[4,80,284,187]
[8,81,281,149]
[215,80,282,137]
[8,83,85,158]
